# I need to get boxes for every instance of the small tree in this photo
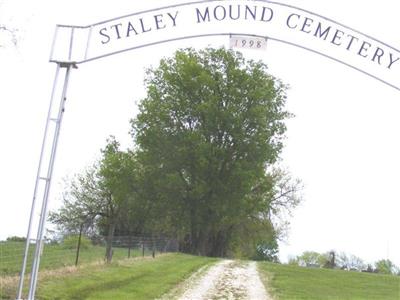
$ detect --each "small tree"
[98,137,139,262]
[253,239,279,262]
[49,137,139,263]
[48,168,100,237]
[295,251,327,267]
[375,259,396,275]
[337,252,365,271]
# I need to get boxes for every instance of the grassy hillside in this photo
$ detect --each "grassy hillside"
[1,253,217,300]
[0,240,175,299]
[259,261,400,300]
[36,253,217,300]
[3,244,399,300]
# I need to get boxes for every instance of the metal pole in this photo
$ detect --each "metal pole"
[16,65,61,300]
[27,63,74,300]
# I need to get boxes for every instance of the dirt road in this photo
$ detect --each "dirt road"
[169,260,271,300]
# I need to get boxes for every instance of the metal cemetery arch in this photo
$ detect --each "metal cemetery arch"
[18,0,400,299]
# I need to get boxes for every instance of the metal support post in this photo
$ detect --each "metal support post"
[16,62,75,300]
[16,65,61,300]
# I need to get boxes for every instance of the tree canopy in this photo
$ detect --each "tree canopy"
[131,48,296,256]
[50,47,302,260]
[49,137,140,262]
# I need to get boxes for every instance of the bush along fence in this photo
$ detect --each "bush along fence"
[0,235,179,277]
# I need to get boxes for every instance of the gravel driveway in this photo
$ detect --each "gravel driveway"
[163,260,271,300]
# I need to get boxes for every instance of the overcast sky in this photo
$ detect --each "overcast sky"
[1,0,399,266]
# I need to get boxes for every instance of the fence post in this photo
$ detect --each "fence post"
[142,240,145,257]
[128,236,132,258]
[75,224,83,266]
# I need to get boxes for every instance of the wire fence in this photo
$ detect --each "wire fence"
[0,235,178,277]
[1,235,178,299]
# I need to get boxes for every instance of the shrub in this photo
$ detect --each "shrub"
[6,236,26,242]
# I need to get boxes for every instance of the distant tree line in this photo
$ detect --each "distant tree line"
[289,250,400,276]
[49,48,302,262]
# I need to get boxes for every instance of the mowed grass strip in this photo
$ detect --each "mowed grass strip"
[259,262,400,300]
[35,253,218,300]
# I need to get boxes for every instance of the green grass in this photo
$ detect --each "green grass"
[0,241,153,276]
[259,262,400,300]
[5,244,397,300]
[35,253,217,300]
[1,240,162,299]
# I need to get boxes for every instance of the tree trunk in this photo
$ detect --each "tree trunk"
[105,221,116,263]
[209,230,228,257]
[197,229,209,256]
[189,208,198,254]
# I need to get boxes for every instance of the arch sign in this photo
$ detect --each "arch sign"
[50,0,400,91]
[18,1,400,299]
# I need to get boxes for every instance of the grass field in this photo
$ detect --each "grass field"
[259,261,400,300]
[35,253,216,300]
[0,241,154,276]
[2,242,400,300]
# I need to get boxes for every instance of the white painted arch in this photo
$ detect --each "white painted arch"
[50,0,400,91]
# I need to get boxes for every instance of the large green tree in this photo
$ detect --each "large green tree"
[49,137,139,262]
[132,48,292,256]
